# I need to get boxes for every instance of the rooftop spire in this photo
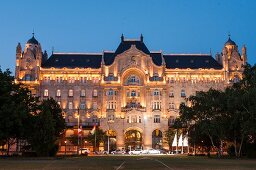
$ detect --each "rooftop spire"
[140,34,143,42]
[121,34,124,42]
[32,29,35,37]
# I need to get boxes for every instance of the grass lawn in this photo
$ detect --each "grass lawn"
[0,155,255,170]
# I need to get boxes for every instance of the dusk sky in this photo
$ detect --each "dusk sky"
[0,0,255,73]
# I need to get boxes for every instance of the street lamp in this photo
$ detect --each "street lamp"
[64,140,67,156]
[76,107,80,155]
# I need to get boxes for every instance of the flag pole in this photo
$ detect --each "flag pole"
[94,125,96,151]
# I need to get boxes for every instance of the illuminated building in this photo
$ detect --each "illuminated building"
[15,34,246,150]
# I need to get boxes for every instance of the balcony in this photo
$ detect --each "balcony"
[121,103,146,112]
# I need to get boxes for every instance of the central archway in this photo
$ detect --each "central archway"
[125,129,142,150]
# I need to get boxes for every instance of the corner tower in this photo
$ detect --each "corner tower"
[216,35,246,83]
[15,33,43,94]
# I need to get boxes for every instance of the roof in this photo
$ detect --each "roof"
[42,53,102,68]
[163,54,223,69]
[27,35,39,45]
[115,39,150,55]
[225,37,236,46]
[150,52,162,66]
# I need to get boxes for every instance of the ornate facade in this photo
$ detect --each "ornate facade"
[15,34,247,151]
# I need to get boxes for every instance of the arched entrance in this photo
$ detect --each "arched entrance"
[125,130,142,150]
[104,130,117,152]
[152,129,163,149]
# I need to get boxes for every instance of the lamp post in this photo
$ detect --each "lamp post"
[77,107,80,155]
[64,140,67,156]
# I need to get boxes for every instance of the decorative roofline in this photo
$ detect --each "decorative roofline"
[164,53,211,56]
[53,52,102,55]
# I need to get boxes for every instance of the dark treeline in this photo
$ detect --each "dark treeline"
[178,64,256,158]
[0,68,65,156]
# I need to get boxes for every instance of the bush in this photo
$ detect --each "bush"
[49,144,59,157]
[227,145,236,157]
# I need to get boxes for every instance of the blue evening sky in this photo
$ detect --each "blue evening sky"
[0,0,255,73]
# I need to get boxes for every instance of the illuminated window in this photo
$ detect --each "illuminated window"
[154,115,160,123]
[56,89,61,97]
[68,102,73,110]
[44,89,48,97]
[127,116,130,123]
[68,89,73,97]
[93,89,98,97]
[81,90,86,97]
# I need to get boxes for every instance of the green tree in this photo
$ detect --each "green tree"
[27,98,65,156]
[86,127,106,151]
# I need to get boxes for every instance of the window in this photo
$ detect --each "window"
[93,89,98,97]
[138,116,142,123]
[80,90,86,97]
[169,91,174,97]
[169,102,175,109]
[131,90,136,97]
[68,77,75,83]
[56,77,63,83]
[127,116,130,123]
[25,74,31,81]
[44,89,48,97]
[153,73,159,81]
[92,102,97,109]
[56,89,61,97]
[80,103,86,109]
[154,115,161,123]
[181,89,186,97]
[108,89,114,96]
[68,89,73,97]
[131,115,137,123]
[68,102,73,110]
[154,89,160,96]
[152,101,161,110]
[131,76,136,83]
[108,114,115,122]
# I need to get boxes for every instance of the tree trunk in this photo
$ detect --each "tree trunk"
[238,134,244,158]
[234,138,238,157]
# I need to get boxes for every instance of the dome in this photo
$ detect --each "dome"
[27,35,39,45]
[225,37,236,46]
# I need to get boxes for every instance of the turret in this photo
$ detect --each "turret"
[241,45,247,65]
[16,33,42,82]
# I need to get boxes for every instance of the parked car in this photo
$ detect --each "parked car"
[79,148,90,155]
[128,149,143,155]
[148,149,161,154]
[111,149,126,155]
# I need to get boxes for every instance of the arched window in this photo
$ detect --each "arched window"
[56,89,61,97]
[44,89,48,97]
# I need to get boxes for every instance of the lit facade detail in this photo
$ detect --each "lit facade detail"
[15,34,246,150]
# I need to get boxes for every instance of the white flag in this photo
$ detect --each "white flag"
[172,132,177,147]
[178,134,183,147]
